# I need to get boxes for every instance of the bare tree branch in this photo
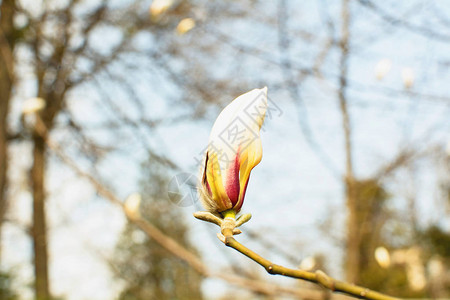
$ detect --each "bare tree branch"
[357,0,450,42]
[195,211,401,300]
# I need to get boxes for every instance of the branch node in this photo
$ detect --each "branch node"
[224,236,235,246]
[221,216,236,237]
[360,288,370,297]
[316,270,335,291]
[195,210,248,237]
[267,264,275,274]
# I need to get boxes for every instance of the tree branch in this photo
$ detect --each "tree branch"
[357,0,450,42]
[195,211,401,300]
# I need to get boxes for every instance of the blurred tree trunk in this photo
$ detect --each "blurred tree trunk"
[338,0,361,284]
[346,181,361,284]
[30,82,66,300]
[113,161,203,300]
[31,132,49,300]
[29,6,70,294]
[0,0,16,264]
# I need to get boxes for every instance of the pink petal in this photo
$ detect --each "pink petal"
[224,154,240,206]
[234,176,250,212]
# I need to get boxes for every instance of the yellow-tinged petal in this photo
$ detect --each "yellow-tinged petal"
[235,137,262,210]
[205,152,232,211]
[234,87,267,210]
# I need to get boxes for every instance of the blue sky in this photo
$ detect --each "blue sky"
[3,0,450,299]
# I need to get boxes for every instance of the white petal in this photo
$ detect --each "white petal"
[208,87,267,176]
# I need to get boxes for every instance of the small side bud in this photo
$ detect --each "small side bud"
[299,256,316,271]
[402,67,415,89]
[22,97,46,115]
[149,0,174,19]
[235,213,252,227]
[124,193,142,220]
[216,232,226,244]
[374,59,391,80]
[176,18,196,35]
[232,228,242,235]
[374,246,391,268]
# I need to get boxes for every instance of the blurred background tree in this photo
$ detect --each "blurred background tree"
[0,271,18,300]
[112,160,203,300]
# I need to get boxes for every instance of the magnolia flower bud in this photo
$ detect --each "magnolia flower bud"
[299,256,316,271]
[22,97,46,115]
[402,67,415,89]
[149,0,174,18]
[374,246,391,269]
[176,18,196,35]
[124,193,142,219]
[374,59,392,80]
[199,88,267,214]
